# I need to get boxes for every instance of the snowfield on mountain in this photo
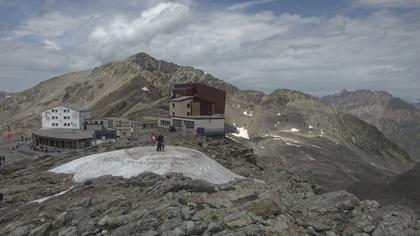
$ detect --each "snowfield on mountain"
[50,146,243,184]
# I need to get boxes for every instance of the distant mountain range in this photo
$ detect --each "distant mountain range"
[323,89,420,161]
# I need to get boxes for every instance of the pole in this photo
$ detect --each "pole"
[7,125,13,143]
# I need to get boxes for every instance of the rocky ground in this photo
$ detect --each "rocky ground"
[1,137,420,236]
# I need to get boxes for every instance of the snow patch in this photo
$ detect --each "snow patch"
[286,142,301,147]
[243,110,253,117]
[308,125,313,129]
[232,127,250,140]
[306,155,316,161]
[31,186,76,203]
[277,112,281,116]
[142,87,149,91]
[311,144,322,149]
[290,128,299,132]
[50,146,242,185]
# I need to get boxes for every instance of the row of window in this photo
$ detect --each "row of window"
[172,112,191,116]
[172,103,191,108]
[51,123,72,126]
[51,109,71,113]
[51,116,71,119]
[160,120,171,126]
[172,119,195,129]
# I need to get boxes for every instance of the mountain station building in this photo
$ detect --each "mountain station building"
[32,104,94,149]
[169,83,226,135]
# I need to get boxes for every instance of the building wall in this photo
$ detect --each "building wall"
[195,118,225,132]
[171,117,224,133]
[169,98,193,117]
[42,106,86,129]
[173,84,226,114]
[79,111,91,128]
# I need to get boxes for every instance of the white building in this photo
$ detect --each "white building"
[42,104,91,129]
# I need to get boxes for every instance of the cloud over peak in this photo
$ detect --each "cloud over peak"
[1,0,419,97]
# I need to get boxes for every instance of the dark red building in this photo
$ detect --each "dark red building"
[172,83,226,115]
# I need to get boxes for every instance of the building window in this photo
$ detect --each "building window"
[187,103,190,108]
[172,112,175,116]
[172,103,175,108]
[184,120,195,129]
[173,119,182,127]
[161,120,171,126]
[187,112,190,116]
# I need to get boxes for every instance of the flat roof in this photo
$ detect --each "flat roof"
[64,103,90,112]
[170,96,194,102]
[32,128,93,140]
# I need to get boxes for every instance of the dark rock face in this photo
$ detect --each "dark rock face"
[323,89,420,161]
[1,171,419,236]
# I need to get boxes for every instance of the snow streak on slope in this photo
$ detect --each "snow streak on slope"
[50,146,242,184]
[232,127,250,139]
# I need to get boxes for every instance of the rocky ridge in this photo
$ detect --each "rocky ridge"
[323,89,420,161]
[0,142,419,236]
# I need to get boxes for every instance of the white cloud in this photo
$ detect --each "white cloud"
[352,0,420,8]
[86,2,191,61]
[43,40,61,51]
[227,0,275,10]
[2,1,420,98]
[14,11,81,37]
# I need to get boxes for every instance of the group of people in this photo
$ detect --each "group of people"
[156,134,165,152]
[31,144,50,152]
[30,144,61,153]
[0,155,6,167]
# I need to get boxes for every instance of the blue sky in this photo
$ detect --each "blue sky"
[0,0,419,98]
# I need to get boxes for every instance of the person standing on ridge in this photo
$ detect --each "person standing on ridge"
[157,134,164,151]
